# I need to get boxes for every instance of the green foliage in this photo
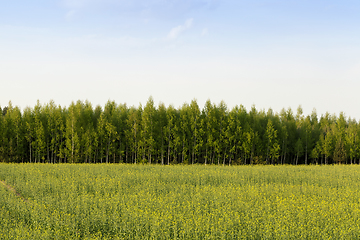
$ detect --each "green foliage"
[1,99,360,164]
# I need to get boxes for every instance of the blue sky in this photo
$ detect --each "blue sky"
[1,0,360,119]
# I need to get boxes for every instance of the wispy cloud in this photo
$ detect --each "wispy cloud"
[167,18,193,40]
[65,10,76,20]
[201,28,208,36]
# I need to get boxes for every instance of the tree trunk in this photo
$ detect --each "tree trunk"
[148,145,151,164]
[106,135,110,164]
[266,142,270,165]
[29,142,32,163]
[205,143,208,165]
[167,146,170,165]
[305,136,308,165]
[167,125,171,165]
[161,129,164,165]
[182,142,184,164]
[296,151,299,165]
[126,145,128,164]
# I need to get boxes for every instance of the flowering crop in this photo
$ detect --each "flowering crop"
[0,164,360,239]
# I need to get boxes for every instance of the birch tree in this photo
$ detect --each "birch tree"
[142,97,155,163]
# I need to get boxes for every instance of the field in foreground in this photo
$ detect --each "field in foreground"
[1,164,360,239]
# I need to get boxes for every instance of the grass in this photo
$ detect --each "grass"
[0,163,360,239]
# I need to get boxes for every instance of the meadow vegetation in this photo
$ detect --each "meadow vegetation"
[1,163,360,239]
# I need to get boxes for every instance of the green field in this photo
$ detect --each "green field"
[1,164,360,239]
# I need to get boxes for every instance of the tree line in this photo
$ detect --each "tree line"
[0,98,358,165]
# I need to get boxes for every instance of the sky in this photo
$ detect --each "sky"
[1,0,360,119]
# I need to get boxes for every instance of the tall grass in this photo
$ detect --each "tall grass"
[1,164,360,239]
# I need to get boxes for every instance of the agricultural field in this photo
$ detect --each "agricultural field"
[1,164,360,239]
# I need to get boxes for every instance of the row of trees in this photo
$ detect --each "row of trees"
[0,98,359,165]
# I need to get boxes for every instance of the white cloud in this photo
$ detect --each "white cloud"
[167,18,193,40]
[201,28,208,36]
[65,10,76,20]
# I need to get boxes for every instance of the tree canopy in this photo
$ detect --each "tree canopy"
[0,99,359,165]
